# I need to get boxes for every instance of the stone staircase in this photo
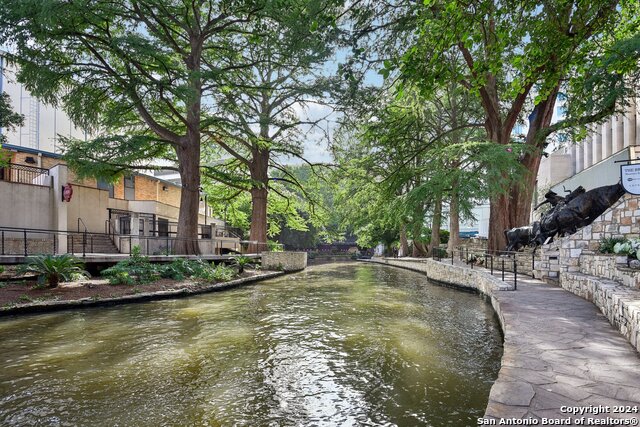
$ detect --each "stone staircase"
[67,233,120,254]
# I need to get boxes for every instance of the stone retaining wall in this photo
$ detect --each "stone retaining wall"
[579,254,640,289]
[533,194,640,288]
[261,251,307,272]
[560,271,640,353]
[377,257,512,293]
[2,238,54,255]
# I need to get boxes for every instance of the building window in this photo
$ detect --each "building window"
[157,218,169,237]
[97,178,115,198]
[124,175,135,201]
[119,216,131,235]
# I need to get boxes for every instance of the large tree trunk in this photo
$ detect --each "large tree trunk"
[487,87,558,252]
[487,128,513,252]
[509,87,559,227]
[399,223,409,257]
[429,193,442,255]
[174,143,201,255]
[174,35,203,255]
[447,189,460,256]
[248,148,270,253]
[488,193,510,252]
[411,221,427,257]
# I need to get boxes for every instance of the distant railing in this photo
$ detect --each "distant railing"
[427,246,535,291]
[0,226,274,257]
[0,163,50,187]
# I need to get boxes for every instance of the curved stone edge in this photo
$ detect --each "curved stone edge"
[0,271,285,317]
[561,271,640,353]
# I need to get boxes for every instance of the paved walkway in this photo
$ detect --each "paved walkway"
[377,258,640,425]
[485,271,640,424]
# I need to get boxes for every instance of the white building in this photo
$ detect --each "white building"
[0,54,88,153]
[537,100,639,198]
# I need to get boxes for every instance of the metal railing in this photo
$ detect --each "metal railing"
[0,163,50,186]
[427,246,537,290]
[0,226,274,258]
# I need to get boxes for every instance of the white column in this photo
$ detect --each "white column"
[592,123,602,164]
[602,118,613,159]
[623,103,636,148]
[50,164,68,254]
[575,142,584,173]
[613,114,624,153]
[583,133,593,169]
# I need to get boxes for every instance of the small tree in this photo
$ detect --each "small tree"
[18,254,88,288]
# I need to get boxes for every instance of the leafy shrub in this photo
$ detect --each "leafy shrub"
[0,266,4,275]
[101,246,158,285]
[613,239,640,260]
[17,254,88,288]
[159,259,210,280]
[599,237,627,254]
[189,263,235,282]
[267,240,283,252]
[230,255,254,274]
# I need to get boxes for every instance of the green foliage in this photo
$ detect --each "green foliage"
[103,251,239,285]
[0,92,24,146]
[230,256,254,274]
[159,259,210,281]
[101,246,158,285]
[599,237,627,254]
[18,254,88,288]
[613,239,640,260]
[0,266,4,275]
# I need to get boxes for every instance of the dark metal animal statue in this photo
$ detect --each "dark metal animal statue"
[533,183,625,245]
[504,183,626,251]
[504,224,537,252]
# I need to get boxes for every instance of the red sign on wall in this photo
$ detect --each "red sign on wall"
[62,183,73,202]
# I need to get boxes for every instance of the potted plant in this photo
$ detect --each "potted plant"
[613,239,640,268]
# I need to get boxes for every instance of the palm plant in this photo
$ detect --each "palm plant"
[230,255,254,274]
[18,254,88,288]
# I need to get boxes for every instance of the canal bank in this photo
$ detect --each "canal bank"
[368,257,640,425]
[0,270,285,316]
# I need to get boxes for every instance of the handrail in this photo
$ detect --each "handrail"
[77,218,88,233]
[2,162,49,175]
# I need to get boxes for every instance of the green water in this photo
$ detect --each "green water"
[0,263,502,427]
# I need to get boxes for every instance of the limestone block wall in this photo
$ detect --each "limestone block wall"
[579,254,640,289]
[533,193,640,287]
[374,258,513,294]
[261,251,307,272]
[2,238,55,255]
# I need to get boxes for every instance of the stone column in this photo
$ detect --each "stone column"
[583,133,593,169]
[130,213,140,253]
[602,118,613,159]
[575,142,584,173]
[50,164,68,254]
[623,103,636,148]
[613,114,624,153]
[592,124,602,164]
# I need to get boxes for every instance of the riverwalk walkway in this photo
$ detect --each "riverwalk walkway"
[370,257,640,425]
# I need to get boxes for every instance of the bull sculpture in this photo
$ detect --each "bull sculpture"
[505,183,626,251]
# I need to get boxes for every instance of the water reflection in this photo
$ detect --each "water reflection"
[0,263,502,426]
